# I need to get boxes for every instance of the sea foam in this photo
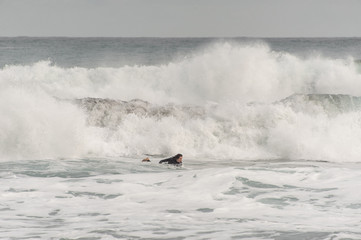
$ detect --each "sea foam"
[1,43,361,161]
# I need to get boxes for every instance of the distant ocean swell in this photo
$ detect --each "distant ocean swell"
[1,43,361,161]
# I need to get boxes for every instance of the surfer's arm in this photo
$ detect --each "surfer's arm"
[159,159,168,164]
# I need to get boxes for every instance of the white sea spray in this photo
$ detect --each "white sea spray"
[1,43,361,161]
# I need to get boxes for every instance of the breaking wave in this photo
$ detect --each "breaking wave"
[1,43,361,161]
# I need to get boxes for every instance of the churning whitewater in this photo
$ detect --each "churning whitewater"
[1,38,361,240]
[1,42,361,161]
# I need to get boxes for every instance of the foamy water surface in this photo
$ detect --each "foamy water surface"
[1,157,361,239]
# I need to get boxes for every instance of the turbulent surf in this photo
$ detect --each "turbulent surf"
[1,40,361,161]
[1,38,361,239]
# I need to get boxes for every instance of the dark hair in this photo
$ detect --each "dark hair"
[174,153,183,159]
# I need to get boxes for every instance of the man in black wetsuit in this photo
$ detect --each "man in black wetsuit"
[159,154,183,165]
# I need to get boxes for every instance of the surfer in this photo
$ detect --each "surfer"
[159,154,183,165]
[141,154,183,165]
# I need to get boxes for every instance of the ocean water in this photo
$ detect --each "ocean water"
[1,37,361,239]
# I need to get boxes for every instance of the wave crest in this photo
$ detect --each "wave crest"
[1,42,361,161]
[1,43,361,105]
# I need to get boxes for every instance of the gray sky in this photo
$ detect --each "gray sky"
[1,0,361,37]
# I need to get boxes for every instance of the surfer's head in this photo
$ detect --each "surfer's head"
[174,154,183,163]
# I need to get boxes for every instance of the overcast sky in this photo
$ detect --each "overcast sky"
[0,0,360,37]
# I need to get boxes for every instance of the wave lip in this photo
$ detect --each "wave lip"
[74,93,361,129]
[279,93,361,115]
[74,98,205,128]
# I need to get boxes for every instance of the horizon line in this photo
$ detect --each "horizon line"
[1,35,361,39]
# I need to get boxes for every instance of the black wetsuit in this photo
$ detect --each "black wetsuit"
[159,156,181,165]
